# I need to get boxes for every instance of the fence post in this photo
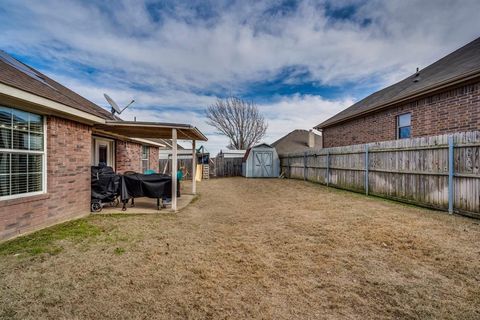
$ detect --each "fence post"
[326,151,330,187]
[303,152,307,181]
[365,144,369,195]
[287,154,290,178]
[448,136,454,214]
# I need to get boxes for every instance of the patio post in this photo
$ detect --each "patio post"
[172,128,178,211]
[192,140,196,195]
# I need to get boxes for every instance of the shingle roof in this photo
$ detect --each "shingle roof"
[0,50,115,120]
[272,129,322,155]
[316,36,480,129]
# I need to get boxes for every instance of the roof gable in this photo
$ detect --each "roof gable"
[272,129,322,154]
[252,143,273,149]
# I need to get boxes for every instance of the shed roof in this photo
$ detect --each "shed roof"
[315,36,480,129]
[242,143,275,162]
[272,129,322,155]
[251,143,274,148]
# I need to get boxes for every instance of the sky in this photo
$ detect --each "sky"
[1,0,479,154]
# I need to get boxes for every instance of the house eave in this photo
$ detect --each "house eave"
[0,82,106,125]
[315,69,480,129]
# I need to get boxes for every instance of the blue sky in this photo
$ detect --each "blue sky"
[1,0,480,154]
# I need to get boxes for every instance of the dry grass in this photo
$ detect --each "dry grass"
[1,178,480,319]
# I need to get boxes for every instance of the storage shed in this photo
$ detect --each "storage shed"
[242,143,280,178]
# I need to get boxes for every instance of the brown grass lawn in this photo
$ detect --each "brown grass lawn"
[1,178,480,320]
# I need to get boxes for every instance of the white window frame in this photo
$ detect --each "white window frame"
[0,109,47,201]
[92,136,115,168]
[141,145,149,173]
[396,112,412,139]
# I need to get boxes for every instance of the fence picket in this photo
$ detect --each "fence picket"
[279,131,480,218]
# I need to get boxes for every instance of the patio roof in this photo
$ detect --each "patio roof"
[94,120,208,141]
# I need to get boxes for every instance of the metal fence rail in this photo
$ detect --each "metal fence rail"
[280,131,480,218]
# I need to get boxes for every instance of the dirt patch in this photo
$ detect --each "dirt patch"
[1,178,479,319]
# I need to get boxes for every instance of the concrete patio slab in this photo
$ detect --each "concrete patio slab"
[97,193,196,214]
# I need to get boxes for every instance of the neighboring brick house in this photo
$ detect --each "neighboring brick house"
[0,51,206,241]
[316,37,480,147]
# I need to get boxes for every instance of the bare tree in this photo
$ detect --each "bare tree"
[206,97,268,150]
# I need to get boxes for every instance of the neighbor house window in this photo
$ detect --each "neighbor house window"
[0,106,45,199]
[141,145,149,173]
[397,113,411,139]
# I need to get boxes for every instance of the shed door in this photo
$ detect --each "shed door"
[253,151,273,177]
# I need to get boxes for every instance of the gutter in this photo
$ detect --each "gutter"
[0,82,106,125]
[92,129,167,147]
[316,69,480,129]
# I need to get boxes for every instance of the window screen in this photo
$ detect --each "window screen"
[0,106,44,198]
[397,113,411,139]
[141,145,149,173]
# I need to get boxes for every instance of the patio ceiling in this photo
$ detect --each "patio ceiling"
[94,120,208,141]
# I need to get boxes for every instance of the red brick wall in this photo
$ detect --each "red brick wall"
[0,116,91,241]
[149,147,159,172]
[322,82,480,147]
[115,141,159,173]
[115,141,142,174]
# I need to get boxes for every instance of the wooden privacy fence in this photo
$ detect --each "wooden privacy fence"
[280,131,480,218]
[159,159,194,180]
[214,157,243,177]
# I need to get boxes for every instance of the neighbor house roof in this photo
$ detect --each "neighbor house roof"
[272,129,322,155]
[316,36,480,129]
[217,149,246,158]
[0,50,115,120]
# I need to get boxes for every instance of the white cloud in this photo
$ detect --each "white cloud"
[1,0,479,155]
[111,92,353,155]
[3,0,480,89]
[260,94,354,142]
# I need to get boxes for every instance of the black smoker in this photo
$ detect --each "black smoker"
[91,165,120,212]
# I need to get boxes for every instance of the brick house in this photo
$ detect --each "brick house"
[0,51,206,241]
[316,37,480,147]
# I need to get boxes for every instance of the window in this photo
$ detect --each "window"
[397,113,411,139]
[0,106,45,199]
[141,145,149,173]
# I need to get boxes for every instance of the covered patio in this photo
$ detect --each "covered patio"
[94,120,208,212]
[100,193,196,214]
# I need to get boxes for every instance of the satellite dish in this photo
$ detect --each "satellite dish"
[104,93,135,115]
